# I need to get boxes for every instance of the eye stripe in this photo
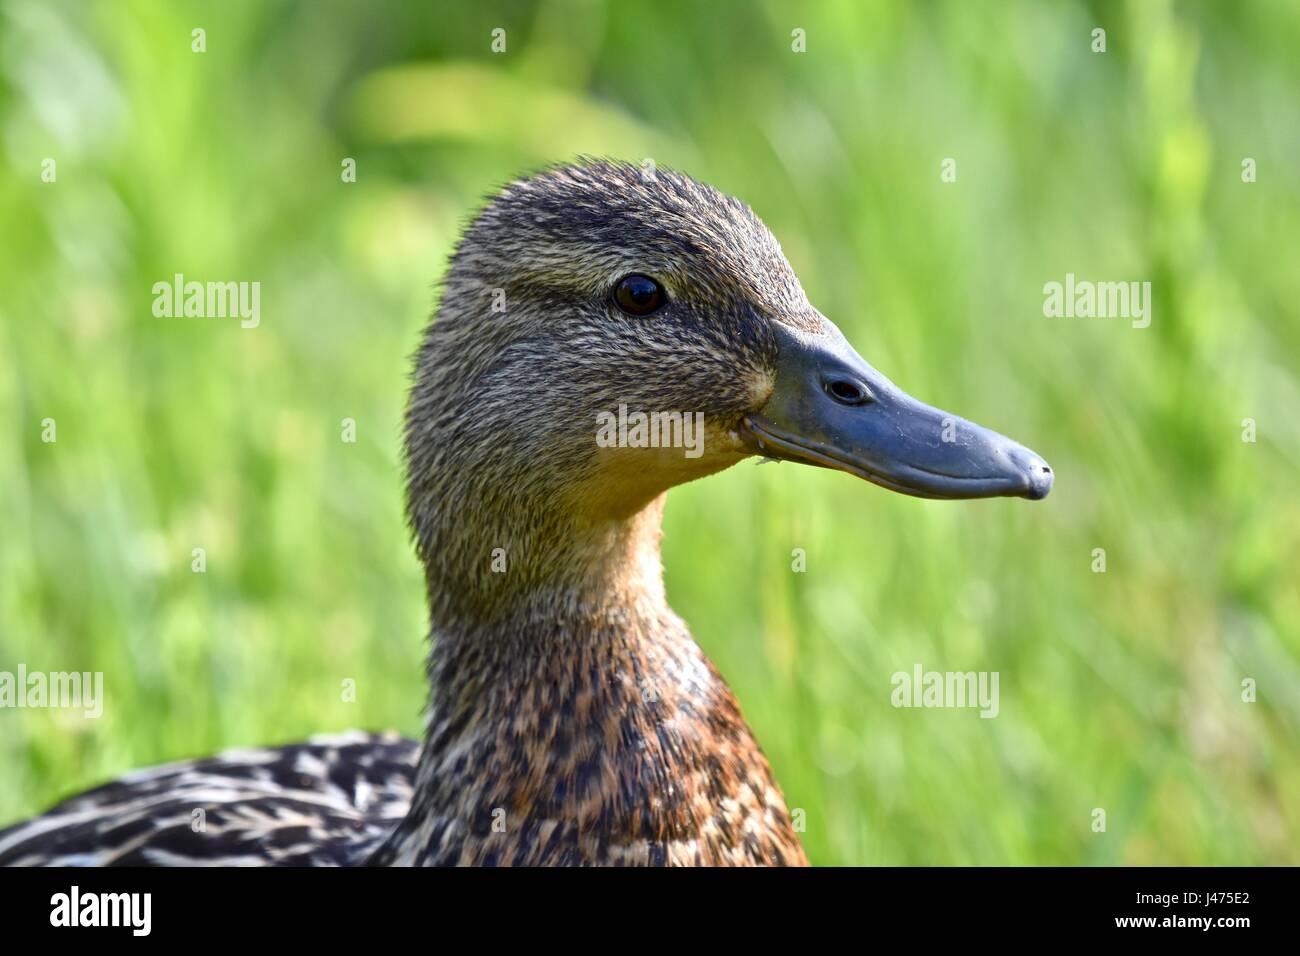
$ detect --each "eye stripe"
[613,274,666,316]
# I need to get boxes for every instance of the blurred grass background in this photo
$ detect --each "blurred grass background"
[1,0,1297,865]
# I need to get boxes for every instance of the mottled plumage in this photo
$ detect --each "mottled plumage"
[0,733,416,866]
[3,160,842,866]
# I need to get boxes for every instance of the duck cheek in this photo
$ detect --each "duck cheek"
[581,424,746,519]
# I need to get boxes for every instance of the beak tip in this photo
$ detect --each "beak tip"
[1021,457,1054,500]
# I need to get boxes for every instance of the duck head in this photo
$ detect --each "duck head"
[407,161,1050,620]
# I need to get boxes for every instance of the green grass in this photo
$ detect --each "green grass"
[1,0,1297,864]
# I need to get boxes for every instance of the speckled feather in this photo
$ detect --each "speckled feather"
[0,733,416,866]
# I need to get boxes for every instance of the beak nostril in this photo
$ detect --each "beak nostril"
[825,377,871,406]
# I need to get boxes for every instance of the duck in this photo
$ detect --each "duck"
[0,160,1052,867]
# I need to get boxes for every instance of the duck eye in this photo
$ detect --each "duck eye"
[613,274,666,316]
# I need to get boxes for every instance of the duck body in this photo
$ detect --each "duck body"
[0,602,804,867]
[1,161,1050,867]
[0,733,418,866]
[0,607,803,866]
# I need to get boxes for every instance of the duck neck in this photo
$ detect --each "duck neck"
[372,492,806,865]
[424,491,671,636]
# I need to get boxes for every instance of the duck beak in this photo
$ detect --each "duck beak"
[741,320,1053,500]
